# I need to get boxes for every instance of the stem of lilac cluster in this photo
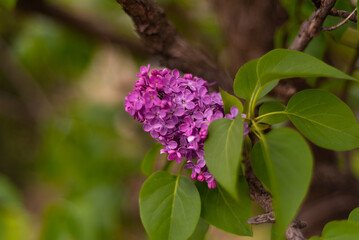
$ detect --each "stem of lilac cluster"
[254,111,287,122]
[177,160,186,176]
[162,159,173,171]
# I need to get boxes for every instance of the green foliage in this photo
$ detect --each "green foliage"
[204,116,243,200]
[2,2,359,239]
[0,175,30,240]
[141,143,162,176]
[0,176,22,207]
[219,87,243,113]
[0,0,16,10]
[139,171,200,240]
[13,18,96,87]
[309,208,359,239]
[40,105,139,184]
[286,89,359,151]
[196,176,252,236]
[38,104,143,239]
[320,221,359,239]
[41,186,122,240]
[234,49,355,120]
[258,101,287,125]
[251,128,313,240]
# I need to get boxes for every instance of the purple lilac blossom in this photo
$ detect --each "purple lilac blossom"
[125,65,249,189]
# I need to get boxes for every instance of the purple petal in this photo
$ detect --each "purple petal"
[168,141,178,149]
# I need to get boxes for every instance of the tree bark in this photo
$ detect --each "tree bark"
[212,0,287,76]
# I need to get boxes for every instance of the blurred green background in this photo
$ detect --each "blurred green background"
[1,0,359,239]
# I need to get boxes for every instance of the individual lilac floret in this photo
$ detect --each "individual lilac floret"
[125,65,249,189]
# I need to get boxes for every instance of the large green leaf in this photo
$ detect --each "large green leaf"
[204,116,244,200]
[349,207,359,223]
[257,49,356,87]
[234,49,355,111]
[139,171,200,240]
[196,176,252,236]
[141,143,162,176]
[286,89,359,151]
[321,221,359,239]
[219,87,243,113]
[251,128,313,240]
[233,59,278,102]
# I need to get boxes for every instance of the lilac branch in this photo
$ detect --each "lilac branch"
[323,8,357,31]
[290,0,337,51]
[115,0,233,93]
[330,8,357,23]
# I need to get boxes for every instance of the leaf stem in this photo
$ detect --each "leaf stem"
[251,120,265,140]
[248,85,261,119]
[255,111,287,122]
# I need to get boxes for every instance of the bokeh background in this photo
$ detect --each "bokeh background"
[1,0,359,239]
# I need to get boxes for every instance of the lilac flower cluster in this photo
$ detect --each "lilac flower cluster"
[125,65,248,188]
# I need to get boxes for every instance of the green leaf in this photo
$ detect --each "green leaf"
[357,0,359,32]
[204,116,244,200]
[233,59,278,102]
[349,208,359,223]
[258,101,287,125]
[234,59,259,101]
[139,171,201,240]
[196,176,252,236]
[322,221,359,239]
[141,143,162,176]
[0,0,17,10]
[188,218,209,240]
[285,89,359,151]
[219,87,243,113]
[251,128,313,240]
[257,49,356,87]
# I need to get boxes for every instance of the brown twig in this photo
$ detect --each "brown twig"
[247,212,275,224]
[286,220,307,240]
[244,157,272,212]
[274,0,337,101]
[115,0,233,93]
[290,0,337,51]
[312,0,357,23]
[322,8,357,31]
[330,9,357,23]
